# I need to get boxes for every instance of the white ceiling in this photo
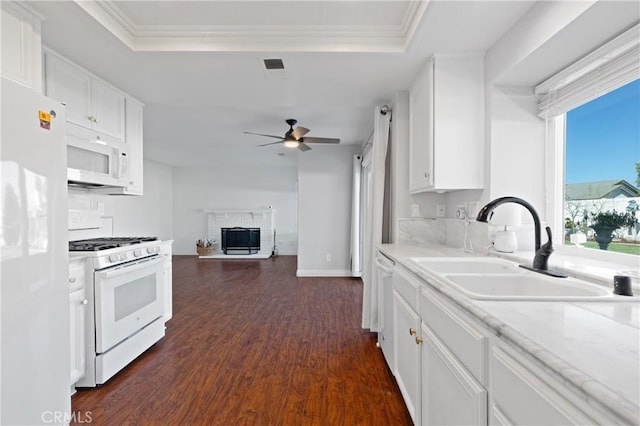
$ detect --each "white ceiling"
[29,1,540,167]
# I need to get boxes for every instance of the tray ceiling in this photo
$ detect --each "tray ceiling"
[74,0,428,52]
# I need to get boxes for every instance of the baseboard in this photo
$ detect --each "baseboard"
[199,253,271,259]
[296,269,353,277]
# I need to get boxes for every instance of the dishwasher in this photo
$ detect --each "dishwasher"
[375,251,395,370]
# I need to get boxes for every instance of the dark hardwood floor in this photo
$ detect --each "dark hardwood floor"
[71,255,412,425]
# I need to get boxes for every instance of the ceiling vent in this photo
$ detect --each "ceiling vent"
[263,59,285,70]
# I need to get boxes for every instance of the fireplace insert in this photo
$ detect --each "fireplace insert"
[221,227,260,255]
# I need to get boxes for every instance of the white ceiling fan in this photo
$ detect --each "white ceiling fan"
[244,119,340,151]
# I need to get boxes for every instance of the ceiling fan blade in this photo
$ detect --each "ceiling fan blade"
[298,143,312,152]
[244,131,284,140]
[291,126,310,140]
[258,141,285,147]
[301,137,340,144]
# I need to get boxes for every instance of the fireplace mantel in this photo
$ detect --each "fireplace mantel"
[202,209,274,259]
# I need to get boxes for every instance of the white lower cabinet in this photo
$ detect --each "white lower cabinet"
[376,251,396,368]
[69,288,87,386]
[393,290,422,424]
[421,323,487,426]
[490,346,594,425]
[161,241,173,321]
[387,263,621,426]
[69,259,87,389]
[393,266,487,426]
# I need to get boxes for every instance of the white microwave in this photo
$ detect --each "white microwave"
[67,125,129,188]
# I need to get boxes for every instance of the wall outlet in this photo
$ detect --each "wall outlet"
[455,205,466,220]
[436,204,446,217]
[96,202,105,216]
[325,254,332,262]
[411,204,420,217]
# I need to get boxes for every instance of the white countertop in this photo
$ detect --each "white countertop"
[378,243,640,424]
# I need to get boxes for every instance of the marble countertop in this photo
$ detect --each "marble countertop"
[378,243,640,425]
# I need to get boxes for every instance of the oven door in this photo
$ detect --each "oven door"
[94,256,164,353]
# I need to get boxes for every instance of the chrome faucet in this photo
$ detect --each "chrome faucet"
[476,196,566,278]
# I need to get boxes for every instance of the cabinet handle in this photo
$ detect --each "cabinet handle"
[88,115,95,123]
[416,337,424,345]
[81,299,88,305]
[409,328,416,336]
[69,277,76,283]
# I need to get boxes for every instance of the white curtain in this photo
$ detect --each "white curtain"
[361,106,391,331]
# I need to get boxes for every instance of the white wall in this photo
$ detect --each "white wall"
[68,159,174,240]
[172,165,297,255]
[297,145,359,276]
[388,1,624,251]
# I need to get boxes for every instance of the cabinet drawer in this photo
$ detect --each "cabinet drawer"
[491,347,594,425]
[69,260,85,292]
[393,267,420,310]
[419,286,487,384]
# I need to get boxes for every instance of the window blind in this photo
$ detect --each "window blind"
[536,24,640,118]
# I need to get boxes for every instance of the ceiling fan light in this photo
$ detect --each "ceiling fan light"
[283,140,299,148]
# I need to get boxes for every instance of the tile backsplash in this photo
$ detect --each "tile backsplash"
[398,218,491,253]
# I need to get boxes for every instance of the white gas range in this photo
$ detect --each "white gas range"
[71,236,166,388]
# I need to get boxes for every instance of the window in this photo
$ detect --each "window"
[536,24,639,262]
[564,79,639,256]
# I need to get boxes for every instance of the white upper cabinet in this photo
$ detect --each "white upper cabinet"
[123,97,144,195]
[1,1,42,92]
[100,96,145,195]
[44,50,125,140]
[409,54,485,193]
[44,48,145,195]
[409,60,434,191]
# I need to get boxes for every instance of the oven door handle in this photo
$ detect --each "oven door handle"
[98,256,162,279]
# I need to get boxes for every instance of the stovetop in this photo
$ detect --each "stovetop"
[69,237,158,252]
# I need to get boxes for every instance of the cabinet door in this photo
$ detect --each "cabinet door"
[431,54,484,190]
[123,97,144,194]
[163,253,172,321]
[393,291,422,424]
[408,59,434,193]
[69,289,87,385]
[92,78,125,139]
[1,2,41,91]
[379,266,395,369]
[44,53,91,129]
[421,323,487,426]
[491,347,594,425]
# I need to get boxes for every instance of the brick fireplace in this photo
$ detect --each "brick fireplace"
[203,209,274,259]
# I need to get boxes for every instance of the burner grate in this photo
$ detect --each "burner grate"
[69,237,158,251]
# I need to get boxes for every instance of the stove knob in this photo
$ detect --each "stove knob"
[134,249,143,257]
[120,253,128,260]
[109,254,119,263]
[147,247,155,254]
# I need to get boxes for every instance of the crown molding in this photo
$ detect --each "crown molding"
[73,0,428,53]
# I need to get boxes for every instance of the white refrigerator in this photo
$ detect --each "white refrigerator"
[1,77,71,424]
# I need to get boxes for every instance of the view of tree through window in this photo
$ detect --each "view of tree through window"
[564,79,640,255]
